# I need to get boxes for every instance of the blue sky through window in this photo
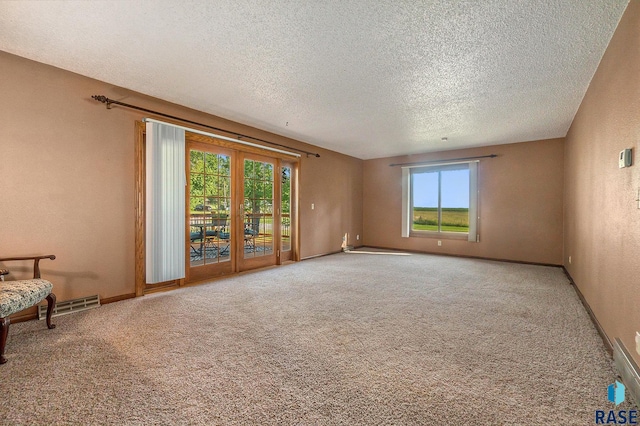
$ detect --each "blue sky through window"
[413,169,469,208]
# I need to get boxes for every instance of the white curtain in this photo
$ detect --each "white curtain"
[145,121,185,283]
[401,167,411,238]
[467,161,479,242]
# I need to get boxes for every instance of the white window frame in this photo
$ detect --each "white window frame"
[401,161,478,242]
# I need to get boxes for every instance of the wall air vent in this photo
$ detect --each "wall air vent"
[38,294,100,320]
[613,338,640,407]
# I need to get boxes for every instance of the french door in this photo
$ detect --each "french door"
[279,161,296,263]
[236,153,277,270]
[186,136,297,282]
[186,141,234,282]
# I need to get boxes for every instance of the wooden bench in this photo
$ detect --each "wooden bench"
[0,255,57,364]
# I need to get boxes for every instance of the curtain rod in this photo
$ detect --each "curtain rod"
[389,154,497,167]
[143,118,300,158]
[91,95,320,158]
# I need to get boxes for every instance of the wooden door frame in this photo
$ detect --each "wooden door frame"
[278,160,297,263]
[135,121,145,296]
[185,140,235,283]
[236,152,279,272]
[135,121,300,296]
[134,121,184,296]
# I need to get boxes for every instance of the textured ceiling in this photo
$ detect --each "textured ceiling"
[0,1,629,159]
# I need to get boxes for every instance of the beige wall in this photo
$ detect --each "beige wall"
[564,1,640,365]
[363,139,565,265]
[300,150,363,257]
[0,51,362,302]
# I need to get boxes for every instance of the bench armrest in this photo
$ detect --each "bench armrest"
[0,255,56,279]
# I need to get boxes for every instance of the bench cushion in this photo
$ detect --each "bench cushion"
[0,279,53,318]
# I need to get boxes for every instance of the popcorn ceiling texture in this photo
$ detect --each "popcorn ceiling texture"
[0,0,629,159]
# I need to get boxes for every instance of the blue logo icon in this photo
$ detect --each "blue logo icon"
[595,381,636,424]
[608,381,626,406]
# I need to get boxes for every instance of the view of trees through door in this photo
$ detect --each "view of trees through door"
[186,136,297,282]
[243,159,274,259]
[281,166,292,258]
[188,149,232,272]
[135,124,299,293]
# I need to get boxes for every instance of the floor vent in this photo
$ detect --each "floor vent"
[614,338,640,407]
[38,294,100,320]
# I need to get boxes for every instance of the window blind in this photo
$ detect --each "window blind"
[146,121,186,283]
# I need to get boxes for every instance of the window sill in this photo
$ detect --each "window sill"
[409,231,469,240]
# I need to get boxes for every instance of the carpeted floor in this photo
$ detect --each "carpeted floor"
[1,250,635,425]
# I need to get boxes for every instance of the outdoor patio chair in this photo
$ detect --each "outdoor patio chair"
[189,214,230,258]
[203,215,230,256]
[244,214,260,250]
[190,229,204,256]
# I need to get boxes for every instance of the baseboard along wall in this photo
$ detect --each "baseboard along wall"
[562,267,613,355]
[563,268,639,407]
[614,338,640,407]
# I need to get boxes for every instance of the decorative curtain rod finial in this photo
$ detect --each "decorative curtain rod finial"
[91,95,112,109]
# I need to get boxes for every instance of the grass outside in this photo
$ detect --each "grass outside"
[413,207,469,233]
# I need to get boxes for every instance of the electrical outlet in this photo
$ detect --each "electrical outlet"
[569,256,572,264]
[311,203,314,210]
[356,235,360,240]
[636,332,640,355]
[437,240,442,246]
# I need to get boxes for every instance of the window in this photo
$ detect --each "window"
[243,159,274,258]
[189,150,231,267]
[401,161,478,242]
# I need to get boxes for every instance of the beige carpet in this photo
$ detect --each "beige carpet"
[1,251,634,425]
